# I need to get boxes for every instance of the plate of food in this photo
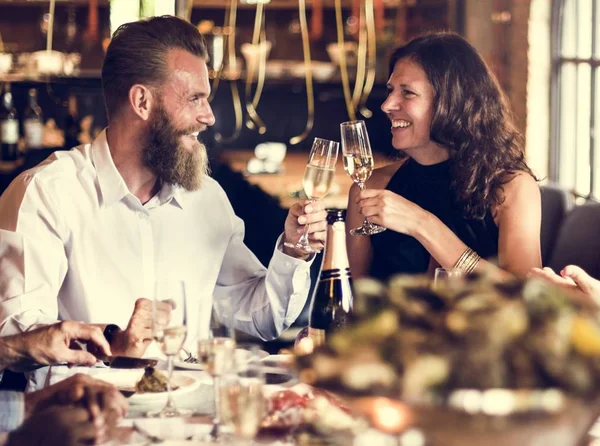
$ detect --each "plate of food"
[174,348,269,371]
[91,367,200,405]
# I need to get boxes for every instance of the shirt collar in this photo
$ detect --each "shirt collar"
[91,129,130,207]
[91,129,186,209]
[157,181,185,209]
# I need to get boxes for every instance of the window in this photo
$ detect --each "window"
[552,0,599,198]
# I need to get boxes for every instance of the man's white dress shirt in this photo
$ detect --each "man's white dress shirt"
[0,130,311,344]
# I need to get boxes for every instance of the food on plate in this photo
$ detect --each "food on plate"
[296,274,600,402]
[262,388,366,438]
[135,367,170,393]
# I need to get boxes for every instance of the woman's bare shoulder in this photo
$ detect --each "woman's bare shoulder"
[498,171,540,203]
[367,159,408,189]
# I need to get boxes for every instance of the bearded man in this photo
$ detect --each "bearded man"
[0,16,326,360]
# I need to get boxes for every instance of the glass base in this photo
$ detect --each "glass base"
[146,406,192,418]
[283,241,318,253]
[350,222,386,236]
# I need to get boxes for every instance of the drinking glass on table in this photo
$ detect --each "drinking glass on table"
[340,120,386,236]
[283,137,339,253]
[150,279,189,418]
[197,298,236,441]
[433,267,463,289]
[220,345,265,445]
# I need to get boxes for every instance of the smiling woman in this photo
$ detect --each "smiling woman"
[346,32,542,281]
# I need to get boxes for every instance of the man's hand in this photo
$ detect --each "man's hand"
[282,200,328,259]
[7,406,101,446]
[25,373,128,422]
[3,321,111,371]
[111,298,172,357]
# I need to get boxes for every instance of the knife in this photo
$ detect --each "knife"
[101,355,158,369]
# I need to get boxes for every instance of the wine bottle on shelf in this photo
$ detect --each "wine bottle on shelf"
[307,209,354,347]
[64,94,81,149]
[0,83,19,163]
[23,88,44,151]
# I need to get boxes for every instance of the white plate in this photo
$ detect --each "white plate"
[90,369,200,405]
[174,348,269,371]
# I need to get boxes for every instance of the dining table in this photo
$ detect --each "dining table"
[35,354,600,446]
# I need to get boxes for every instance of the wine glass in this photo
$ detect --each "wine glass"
[340,120,386,236]
[150,279,189,418]
[283,137,340,253]
[197,298,236,441]
[219,344,265,445]
[433,268,463,290]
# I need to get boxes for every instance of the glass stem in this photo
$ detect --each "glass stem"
[358,183,371,228]
[297,199,314,246]
[165,355,175,411]
[212,376,221,438]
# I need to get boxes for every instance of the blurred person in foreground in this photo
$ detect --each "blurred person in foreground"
[1,373,127,446]
[0,322,127,445]
[0,16,326,362]
[347,32,542,281]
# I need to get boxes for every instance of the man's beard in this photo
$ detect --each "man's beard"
[143,102,209,192]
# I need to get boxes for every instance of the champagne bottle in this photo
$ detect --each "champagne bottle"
[0,83,19,162]
[23,88,44,151]
[308,209,354,347]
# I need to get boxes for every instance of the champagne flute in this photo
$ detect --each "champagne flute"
[197,298,236,442]
[340,120,386,236]
[283,137,340,253]
[219,345,265,445]
[150,279,189,418]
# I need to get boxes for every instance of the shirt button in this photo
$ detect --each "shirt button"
[138,212,148,220]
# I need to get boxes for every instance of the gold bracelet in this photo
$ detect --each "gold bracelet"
[454,249,471,270]
[453,247,474,271]
[454,247,482,274]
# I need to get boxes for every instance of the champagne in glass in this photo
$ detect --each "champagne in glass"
[303,164,335,200]
[340,120,386,236]
[157,326,187,356]
[197,337,236,376]
[284,137,339,253]
[198,298,236,441]
[343,153,374,184]
[220,345,265,444]
[149,279,189,418]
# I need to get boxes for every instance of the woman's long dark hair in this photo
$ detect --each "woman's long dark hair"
[389,32,535,219]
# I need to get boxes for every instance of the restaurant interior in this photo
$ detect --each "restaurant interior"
[1,0,600,445]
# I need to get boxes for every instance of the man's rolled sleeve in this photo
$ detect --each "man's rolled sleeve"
[269,234,314,325]
[0,175,66,336]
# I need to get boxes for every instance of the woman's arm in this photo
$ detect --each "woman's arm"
[357,172,541,279]
[346,182,374,279]
[345,163,401,279]
[493,173,542,276]
[415,172,541,277]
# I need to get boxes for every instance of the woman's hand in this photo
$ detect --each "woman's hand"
[356,189,429,236]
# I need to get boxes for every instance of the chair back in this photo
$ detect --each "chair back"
[540,184,574,264]
[548,201,600,279]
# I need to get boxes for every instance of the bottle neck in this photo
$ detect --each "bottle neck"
[3,92,13,111]
[28,94,38,109]
[320,220,350,273]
